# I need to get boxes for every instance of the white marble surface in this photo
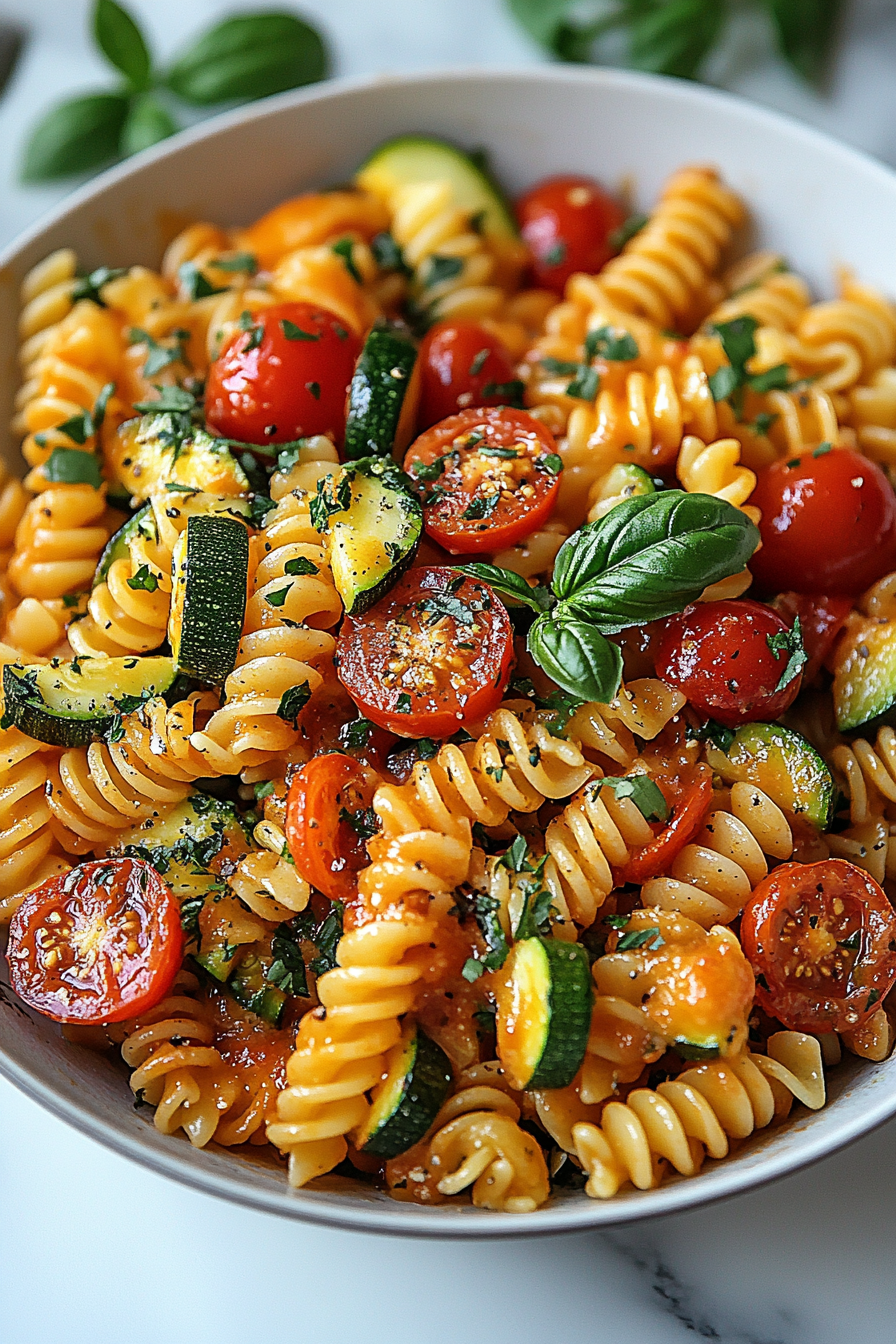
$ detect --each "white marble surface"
[4,3,896,1341]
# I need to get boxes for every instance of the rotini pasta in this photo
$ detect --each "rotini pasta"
[5,144,894,1220]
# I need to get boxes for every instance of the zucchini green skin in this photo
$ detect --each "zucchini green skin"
[168,513,249,685]
[113,793,251,902]
[327,457,422,615]
[589,464,655,520]
[357,1024,453,1158]
[228,953,287,1026]
[93,503,154,587]
[344,321,419,461]
[356,135,520,243]
[705,721,835,830]
[833,617,896,731]
[2,655,176,748]
[498,938,592,1091]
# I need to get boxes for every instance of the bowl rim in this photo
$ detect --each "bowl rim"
[3,62,896,1237]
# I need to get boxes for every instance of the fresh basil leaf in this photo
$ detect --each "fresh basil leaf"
[711,315,758,373]
[119,92,179,156]
[600,774,669,822]
[748,363,791,394]
[371,232,410,275]
[452,562,554,613]
[133,384,196,414]
[608,213,649,252]
[764,0,843,85]
[628,0,726,79]
[585,326,639,362]
[767,614,808,692]
[708,364,741,403]
[93,0,152,91]
[178,260,226,300]
[552,491,759,633]
[506,0,577,47]
[43,448,103,488]
[71,266,128,305]
[20,92,130,182]
[527,615,623,703]
[277,681,311,728]
[617,926,664,952]
[166,12,328,106]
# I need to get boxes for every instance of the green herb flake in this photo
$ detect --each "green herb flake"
[284,556,319,576]
[617,926,664,952]
[461,492,500,521]
[600,773,669,822]
[609,213,649,252]
[276,681,311,727]
[767,614,807,692]
[126,564,159,592]
[395,692,412,714]
[280,318,319,342]
[43,447,103,488]
[469,348,490,376]
[178,260,226,300]
[265,584,292,608]
[565,365,600,401]
[331,237,361,282]
[214,252,258,275]
[585,325,639,362]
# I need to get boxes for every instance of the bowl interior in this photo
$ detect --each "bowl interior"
[2,67,896,1234]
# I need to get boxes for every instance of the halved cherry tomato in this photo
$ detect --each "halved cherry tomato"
[417,322,518,430]
[205,301,362,446]
[7,859,182,1024]
[655,600,803,728]
[772,592,853,683]
[615,765,714,885]
[404,407,562,555]
[337,566,513,738]
[749,446,896,596]
[285,753,375,903]
[740,858,896,1033]
[515,174,625,294]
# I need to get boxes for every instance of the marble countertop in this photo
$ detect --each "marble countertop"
[3,3,896,1341]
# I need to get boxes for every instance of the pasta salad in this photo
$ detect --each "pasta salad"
[2,135,896,1211]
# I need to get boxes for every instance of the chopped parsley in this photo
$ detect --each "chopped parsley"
[276,681,311,727]
[767,615,807,692]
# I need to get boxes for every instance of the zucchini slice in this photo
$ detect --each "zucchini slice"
[833,614,896,731]
[324,457,422,614]
[227,952,289,1026]
[344,320,420,461]
[111,414,249,502]
[356,135,520,250]
[2,655,177,748]
[589,464,655,520]
[356,1021,453,1158]
[496,938,592,1091]
[705,721,835,830]
[169,513,249,685]
[93,503,154,588]
[113,793,251,903]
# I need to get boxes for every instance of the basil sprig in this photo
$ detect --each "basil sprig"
[458,490,758,703]
[21,0,328,182]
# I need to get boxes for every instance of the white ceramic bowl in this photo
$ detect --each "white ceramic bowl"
[2,67,896,1237]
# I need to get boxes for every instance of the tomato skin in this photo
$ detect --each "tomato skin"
[205,301,361,446]
[417,323,518,430]
[616,765,713,885]
[772,592,853,683]
[655,600,803,728]
[7,859,182,1024]
[404,407,561,555]
[337,566,513,738]
[285,753,374,903]
[749,447,896,596]
[516,175,625,294]
[741,859,896,1033]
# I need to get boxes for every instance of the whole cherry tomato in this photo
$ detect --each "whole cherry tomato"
[740,858,896,1033]
[205,301,362,446]
[516,174,625,293]
[404,407,561,555]
[749,446,896,596]
[337,566,513,738]
[655,600,804,728]
[7,858,182,1024]
[417,322,518,430]
[285,753,375,903]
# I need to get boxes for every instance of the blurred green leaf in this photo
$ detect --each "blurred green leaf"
[764,0,844,84]
[506,0,580,46]
[20,92,129,182]
[93,0,152,90]
[120,92,179,156]
[629,0,727,78]
[166,12,329,106]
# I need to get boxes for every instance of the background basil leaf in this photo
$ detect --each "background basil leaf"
[43,448,103,488]
[93,0,152,91]
[166,12,329,105]
[553,491,759,633]
[20,92,130,182]
[527,615,623,703]
[628,0,727,79]
[763,0,844,84]
[452,562,553,613]
[119,93,179,156]
[506,0,577,47]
